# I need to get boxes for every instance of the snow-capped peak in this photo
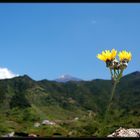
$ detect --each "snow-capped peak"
[54,74,82,83]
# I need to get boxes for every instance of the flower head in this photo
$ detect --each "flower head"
[96,48,132,82]
[97,49,117,62]
[118,50,132,62]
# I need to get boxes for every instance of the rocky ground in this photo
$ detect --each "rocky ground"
[108,127,140,137]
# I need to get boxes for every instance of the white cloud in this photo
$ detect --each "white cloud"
[0,67,19,79]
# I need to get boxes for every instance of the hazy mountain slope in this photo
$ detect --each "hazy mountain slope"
[0,71,139,137]
[0,71,139,113]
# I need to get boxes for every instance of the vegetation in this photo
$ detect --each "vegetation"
[0,71,140,137]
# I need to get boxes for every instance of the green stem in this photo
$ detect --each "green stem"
[109,68,113,80]
[104,69,124,121]
[117,69,120,75]
[100,79,118,136]
[114,69,118,80]
[117,69,124,81]
[104,80,118,122]
[101,69,124,135]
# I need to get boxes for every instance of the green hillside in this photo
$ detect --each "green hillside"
[0,72,140,137]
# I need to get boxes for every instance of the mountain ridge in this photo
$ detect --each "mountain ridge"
[0,70,139,111]
[4,70,139,83]
[0,70,139,137]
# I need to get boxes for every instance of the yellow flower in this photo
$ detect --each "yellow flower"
[97,49,117,62]
[118,50,132,62]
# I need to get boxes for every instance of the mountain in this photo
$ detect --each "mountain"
[54,74,82,82]
[0,71,140,137]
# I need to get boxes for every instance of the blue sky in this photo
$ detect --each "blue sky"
[0,3,139,81]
